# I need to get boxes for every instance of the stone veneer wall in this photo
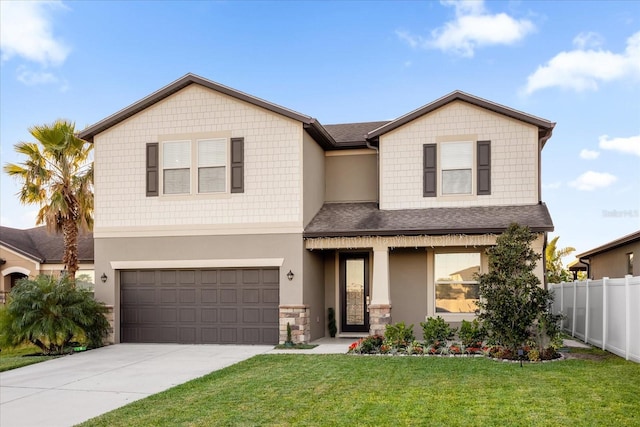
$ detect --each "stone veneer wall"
[369,304,392,336]
[104,305,115,345]
[279,305,310,344]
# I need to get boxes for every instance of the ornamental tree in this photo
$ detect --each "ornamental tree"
[476,223,559,351]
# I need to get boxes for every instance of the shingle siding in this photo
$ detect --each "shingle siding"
[94,85,302,230]
[380,101,538,209]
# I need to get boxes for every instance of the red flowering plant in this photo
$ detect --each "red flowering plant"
[348,335,384,354]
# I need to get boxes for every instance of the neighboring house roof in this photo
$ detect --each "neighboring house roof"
[576,230,640,259]
[366,90,556,147]
[304,202,554,238]
[0,226,94,263]
[78,74,554,151]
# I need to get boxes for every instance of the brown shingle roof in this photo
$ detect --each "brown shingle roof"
[324,121,391,146]
[304,203,554,238]
[0,226,93,263]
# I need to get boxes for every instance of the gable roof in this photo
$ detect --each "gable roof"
[78,73,336,148]
[577,230,640,259]
[365,90,556,147]
[0,226,94,263]
[304,202,554,238]
[78,74,554,151]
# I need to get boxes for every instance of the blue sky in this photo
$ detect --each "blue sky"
[1,0,639,261]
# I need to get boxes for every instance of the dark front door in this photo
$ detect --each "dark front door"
[340,253,369,333]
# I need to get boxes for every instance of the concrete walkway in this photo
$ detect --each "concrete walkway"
[0,344,272,427]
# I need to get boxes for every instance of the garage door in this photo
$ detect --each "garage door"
[120,268,279,344]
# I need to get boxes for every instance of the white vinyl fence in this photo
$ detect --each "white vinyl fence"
[549,275,640,363]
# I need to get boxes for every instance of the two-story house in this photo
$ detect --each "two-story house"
[79,73,554,345]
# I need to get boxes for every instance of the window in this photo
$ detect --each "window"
[627,252,634,276]
[441,142,472,195]
[198,139,226,193]
[157,138,235,195]
[163,141,191,194]
[435,252,481,313]
[423,140,491,197]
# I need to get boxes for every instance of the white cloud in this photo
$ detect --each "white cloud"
[396,0,535,57]
[569,171,617,191]
[17,66,58,85]
[0,1,70,66]
[523,31,640,95]
[573,32,604,50]
[599,134,640,157]
[579,149,600,160]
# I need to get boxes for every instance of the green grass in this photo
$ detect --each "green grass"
[0,344,59,372]
[80,348,639,427]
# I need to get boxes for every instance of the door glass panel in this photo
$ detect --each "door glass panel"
[345,259,365,326]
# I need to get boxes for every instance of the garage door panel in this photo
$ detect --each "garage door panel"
[179,308,197,322]
[179,289,196,303]
[243,308,260,323]
[220,328,237,343]
[263,289,279,304]
[243,289,260,304]
[160,289,177,303]
[220,308,237,323]
[263,308,279,324]
[121,268,279,344]
[220,289,237,303]
[201,270,218,284]
[201,289,217,303]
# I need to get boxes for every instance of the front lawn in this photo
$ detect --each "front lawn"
[81,349,639,426]
[0,344,59,372]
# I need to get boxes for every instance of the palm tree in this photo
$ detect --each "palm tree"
[3,120,93,282]
[545,236,575,284]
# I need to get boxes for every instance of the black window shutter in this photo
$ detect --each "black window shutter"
[146,143,159,197]
[423,144,437,197]
[477,140,491,195]
[230,137,244,193]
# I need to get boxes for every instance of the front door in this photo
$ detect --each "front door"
[340,253,369,333]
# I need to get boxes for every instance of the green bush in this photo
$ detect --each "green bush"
[476,223,562,352]
[384,322,415,350]
[327,307,337,338]
[458,319,486,348]
[348,335,384,354]
[0,275,110,355]
[421,316,456,348]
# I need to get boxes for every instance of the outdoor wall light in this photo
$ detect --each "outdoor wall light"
[101,273,108,283]
[287,270,294,281]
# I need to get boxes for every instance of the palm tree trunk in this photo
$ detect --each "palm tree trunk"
[62,217,79,284]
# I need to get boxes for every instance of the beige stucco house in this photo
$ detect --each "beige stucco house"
[78,73,555,344]
[576,230,639,279]
[0,226,95,302]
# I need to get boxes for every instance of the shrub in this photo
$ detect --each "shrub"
[421,316,456,348]
[348,335,384,354]
[384,322,415,350]
[327,307,337,338]
[0,275,110,355]
[476,223,561,352]
[458,319,486,348]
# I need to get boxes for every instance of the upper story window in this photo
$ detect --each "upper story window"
[146,137,244,197]
[441,141,472,195]
[162,138,227,195]
[627,252,634,275]
[423,140,491,198]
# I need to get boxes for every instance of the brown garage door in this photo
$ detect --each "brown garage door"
[120,268,279,344]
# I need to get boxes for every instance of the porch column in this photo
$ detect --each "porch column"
[369,244,391,336]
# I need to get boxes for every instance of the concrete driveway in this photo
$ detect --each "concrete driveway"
[0,343,272,427]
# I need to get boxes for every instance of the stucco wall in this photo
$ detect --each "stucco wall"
[302,248,325,340]
[0,247,38,293]
[93,84,304,236]
[325,150,378,202]
[94,233,304,342]
[379,100,539,209]
[389,248,428,340]
[588,241,640,279]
